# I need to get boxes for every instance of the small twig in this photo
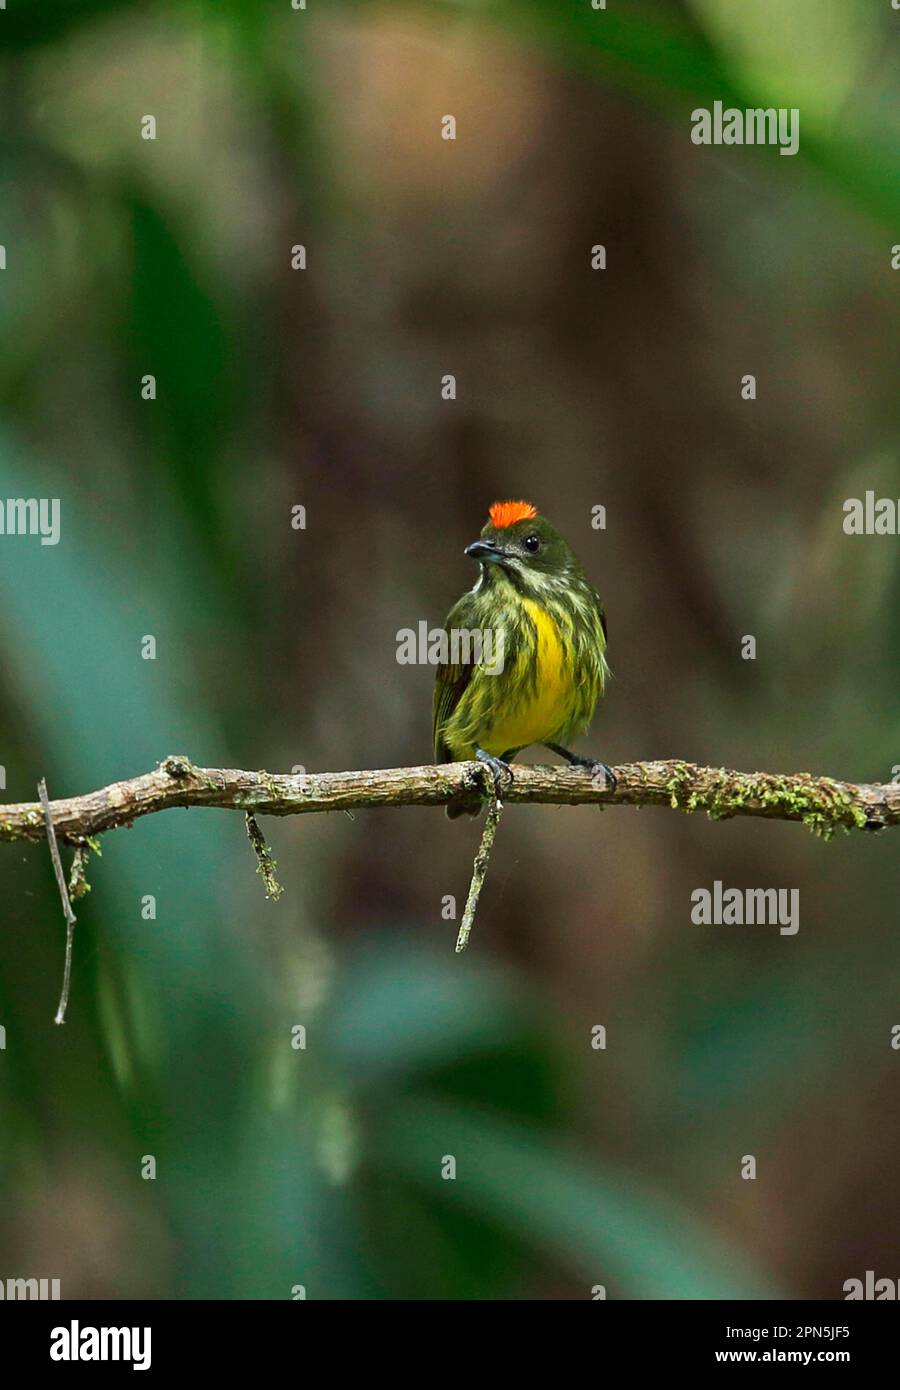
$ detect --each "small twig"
[245,813,284,900]
[67,844,92,901]
[38,778,78,1026]
[455,797,504,954]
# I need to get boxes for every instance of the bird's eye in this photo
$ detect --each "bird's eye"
[523,534,541,553]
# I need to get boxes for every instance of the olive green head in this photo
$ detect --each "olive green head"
[465,500,585,589]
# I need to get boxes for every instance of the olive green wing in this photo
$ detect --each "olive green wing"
[432,590,480,762]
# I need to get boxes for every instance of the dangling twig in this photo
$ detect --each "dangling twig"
[245,813,284,900]
[455,797,504,954]
[67,843,93,901]
[38,778,79,1025]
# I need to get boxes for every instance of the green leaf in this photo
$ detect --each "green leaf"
[376,1096,782,1299]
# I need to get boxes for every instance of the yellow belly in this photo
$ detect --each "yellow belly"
[480,598,573,755]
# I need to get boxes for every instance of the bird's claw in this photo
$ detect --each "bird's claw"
[588,761,617,791]
[475,749,513,802]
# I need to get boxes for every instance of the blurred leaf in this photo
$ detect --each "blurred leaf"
[689,0,876,125]
[376,1096,782,1299]
[384,0,900,231]
[323,940,527,1084]
[124,193,233,551]
[0,0,131,51]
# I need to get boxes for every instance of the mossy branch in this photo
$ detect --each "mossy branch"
[0,754,895,845]
[14,754,895,1018]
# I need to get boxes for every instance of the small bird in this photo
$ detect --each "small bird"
[433,500,613,817]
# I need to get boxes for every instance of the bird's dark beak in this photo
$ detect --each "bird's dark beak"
[465,539,505,563]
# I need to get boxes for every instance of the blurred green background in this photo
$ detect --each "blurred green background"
[0,0,898,1300]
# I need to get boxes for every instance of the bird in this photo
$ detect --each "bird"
[433,500,613,818]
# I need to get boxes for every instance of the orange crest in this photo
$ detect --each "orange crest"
[488,500,538,530]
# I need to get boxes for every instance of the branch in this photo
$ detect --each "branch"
[0,754,896,843]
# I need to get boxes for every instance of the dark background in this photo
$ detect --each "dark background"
[0,0,898,1299]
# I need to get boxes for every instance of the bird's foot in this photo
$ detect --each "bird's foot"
[545,744,617,791]
[586,760,617,791]
[475,748,514,802]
